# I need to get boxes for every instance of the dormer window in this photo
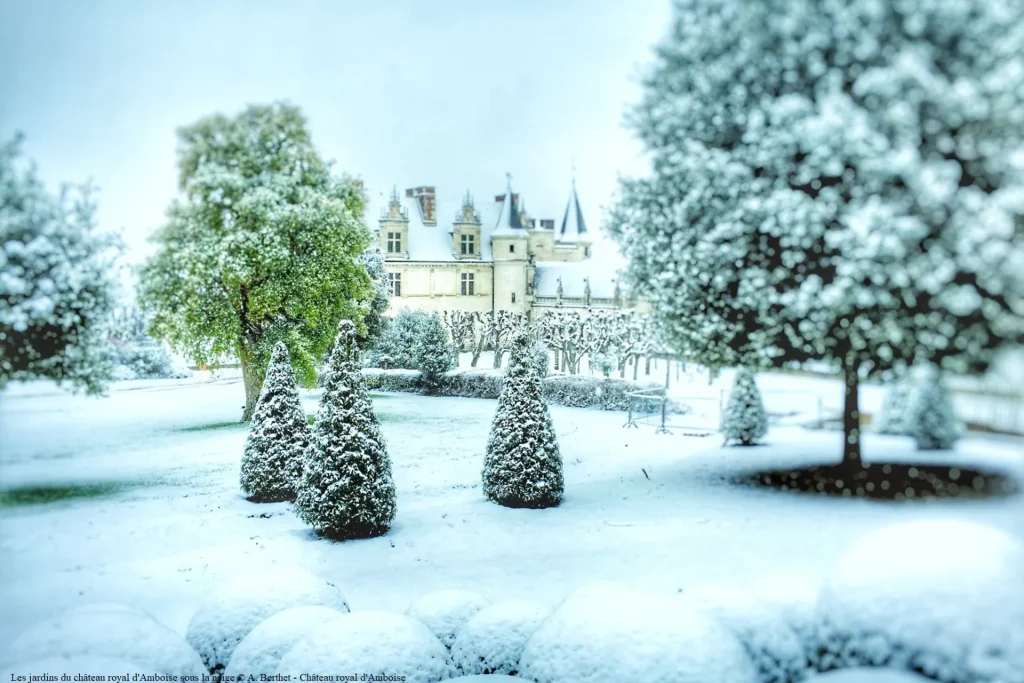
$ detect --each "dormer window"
[387,232,402,253]
[460,234,475,255]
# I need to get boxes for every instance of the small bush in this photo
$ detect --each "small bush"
[362,369,421,393]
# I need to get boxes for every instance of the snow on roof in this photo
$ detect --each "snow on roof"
[557,180,589,244]
[534,262,618,299]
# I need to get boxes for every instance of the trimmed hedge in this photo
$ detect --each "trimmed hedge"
[360,368,662,412]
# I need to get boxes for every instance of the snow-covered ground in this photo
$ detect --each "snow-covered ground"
[1,377,1022,649]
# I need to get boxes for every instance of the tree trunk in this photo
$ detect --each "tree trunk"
[632,356,639,381]
[644,356,651,376]
[471,338,484,367]
[618,358,627,379]
[493,346,503,369]
[240,341,260,422]
[842,354,862,468]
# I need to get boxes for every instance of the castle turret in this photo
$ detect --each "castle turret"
[491,173,530,313]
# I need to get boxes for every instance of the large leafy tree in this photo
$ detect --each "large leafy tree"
[140,103,373,420]
[610,0,1024,467]
[0,135,120,393]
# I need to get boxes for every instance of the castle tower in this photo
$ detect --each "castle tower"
[556,176,592,260]
[491,173,530,313]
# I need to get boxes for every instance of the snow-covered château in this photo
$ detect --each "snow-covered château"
[374,175,630,319]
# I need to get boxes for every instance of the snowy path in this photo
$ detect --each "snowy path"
[1,379,1022,648]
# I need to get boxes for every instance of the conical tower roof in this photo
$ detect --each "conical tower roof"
[493,173,526,236]
[558,177,588,243]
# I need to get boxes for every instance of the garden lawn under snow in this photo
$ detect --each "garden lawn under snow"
[1,377,1022,649]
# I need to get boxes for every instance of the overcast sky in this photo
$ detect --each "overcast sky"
[0,0,672,268]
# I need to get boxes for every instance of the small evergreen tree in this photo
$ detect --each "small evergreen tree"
[239,342,310,502]
[722,369,768,446]
[529,339,550,379]
[415,312,455,395]
[295,320,396,539]
[371,310,429,369]
[874,380,913,436]
[483,330,563,509]
[906,369,962,451]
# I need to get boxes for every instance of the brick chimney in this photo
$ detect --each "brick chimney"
[406,186,436,225]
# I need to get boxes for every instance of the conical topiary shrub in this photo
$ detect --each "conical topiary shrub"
[239,342,310,502]
[295,320,397,539]
[874,380,912,435]
[722,368,768,446]
[906,368,961,450]
[482,330,563,508]
[414,312,456,395]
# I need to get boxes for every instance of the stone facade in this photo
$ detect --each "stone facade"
[376,176,629,320]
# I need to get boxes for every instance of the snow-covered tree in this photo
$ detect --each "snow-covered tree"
[722,369,768,446]
[139,103,374,421]
[358,247,390,348]
[295,320,396,539]
[371,310,428,369]
[240,342,310,502]
[528,337,550,378]
[482,330,563,509]
[442,310,476,353]
[906,368,962,450]
[610,0,1024,468]
[0,135,120,394]
[874,381,913,436]
[537,311,586,375]
[414,312,455,395]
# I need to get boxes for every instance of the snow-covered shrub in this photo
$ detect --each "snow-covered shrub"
[5,609,205,676]
[2,656,148,677]
[295,320,396,540]
[369,310,431,369]
[541,375,662,411]
[443,368,505,399]
[483,330,564,509]
[748,575,823,661]
[804,670,933,682]
[590,351,616,378]
[361,368,421,393]
[414,312,456,395]
[224,606,346,679]
[405,590,490,650]
[874,381,912,435]
[529,340,550,378]
[814,520,1024,682]
[0,135,120,394]
[184,565,350,673]
[723,369,768,446]
[905,370,961,450]
[451,599,549,676]
[115,342,183,380]
[679,582,809,683]
[275,611,453,683]
[240,342,310,502]
[518,584,758,683]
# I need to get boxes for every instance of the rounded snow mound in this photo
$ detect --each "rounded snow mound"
[445,677,518,683]
[276,611,453,683]
[405,589,490,649]
[225,606,347,679]
[3,656,149,678]
[815,520,1024,681]
[805,669,933,682]
[518,583,759,683]
[4,610,205,676]
[450,599,549,675]
[185,565,350,672]
[679,582,810,683]
[748,574,822,658]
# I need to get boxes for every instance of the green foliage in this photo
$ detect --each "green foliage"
[414,312,456,395]
[138,102,373,403]
[359,247,391,348]
[0,135,121,393]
